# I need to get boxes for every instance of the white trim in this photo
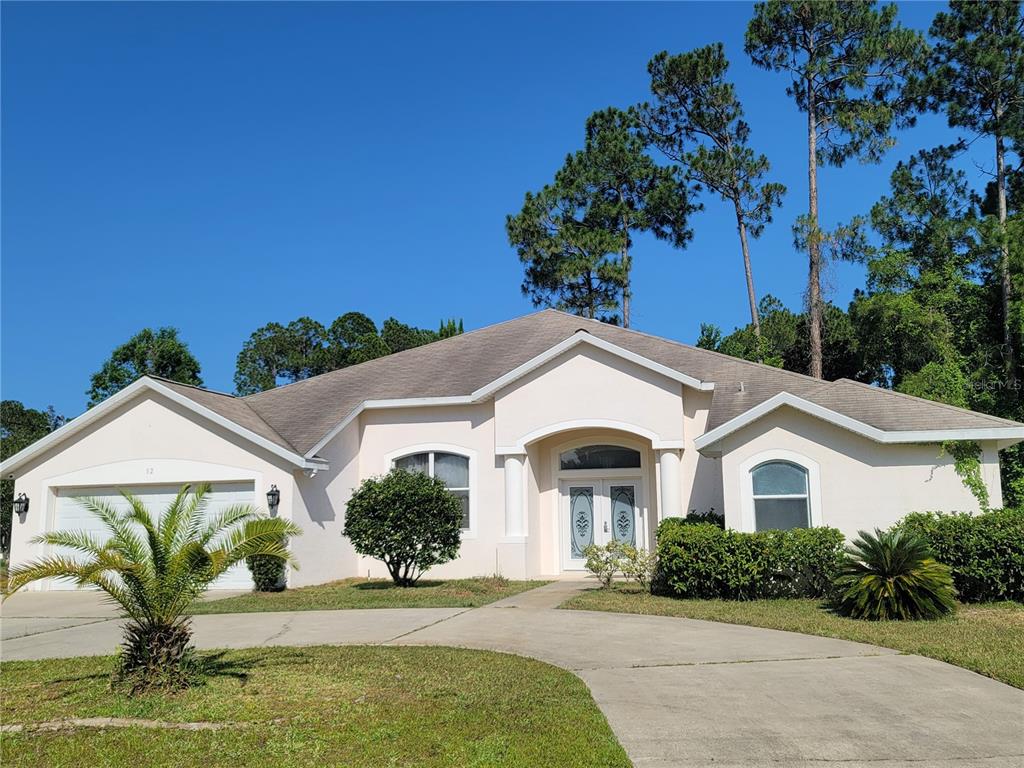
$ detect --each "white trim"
[738,449,823,533]
[694,391,1024,452]
[497,419,680,455]
[384,443,479,539]
[305,331,713,458]
[0,378,328,477]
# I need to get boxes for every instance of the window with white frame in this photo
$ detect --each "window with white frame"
[751,460,810,531]
[393,451,470,530]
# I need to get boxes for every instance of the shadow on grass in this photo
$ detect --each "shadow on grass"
[351,580,443,591]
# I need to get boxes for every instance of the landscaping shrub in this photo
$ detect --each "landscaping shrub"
[833,528,956,620]
[583,542,657,589]
[246,550,287,592]
[895,508,1024,603]
[684,508,726,528]
[655,520,844,600]
[583,542,623,587]
[344,468,462,587]
[619,544,656,590]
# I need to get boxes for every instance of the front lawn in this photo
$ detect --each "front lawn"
[190,576,545,614]
[562,585,1024,689]
[1,645,628,768]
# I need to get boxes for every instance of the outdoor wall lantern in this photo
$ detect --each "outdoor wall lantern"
[13,493,29,520]
[266,485,280,514]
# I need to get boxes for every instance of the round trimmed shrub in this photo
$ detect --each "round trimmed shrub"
[344,468,463,587]
[833,528,956,621]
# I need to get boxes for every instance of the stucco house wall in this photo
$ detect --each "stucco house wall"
[289,419,360,587]
[493,346,685,450]
[716,407,1002,541]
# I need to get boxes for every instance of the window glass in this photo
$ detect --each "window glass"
[434,453,469,488]
[560,445,641,470]
[752,460,810,531]
[394,453,429,475]
[452,489,470,530]
[754,498,809,531]
[752,462,807,496]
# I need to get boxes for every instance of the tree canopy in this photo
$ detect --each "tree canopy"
[234,314,463,395]
[87,327,202,408]
[643,42,785,345]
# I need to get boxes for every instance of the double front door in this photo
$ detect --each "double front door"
[561,479,642,570]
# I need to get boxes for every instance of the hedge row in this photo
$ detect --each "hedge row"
[895,508,1024,603]
[655,518,844,600]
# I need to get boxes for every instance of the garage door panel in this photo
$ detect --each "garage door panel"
[52,482,256,591]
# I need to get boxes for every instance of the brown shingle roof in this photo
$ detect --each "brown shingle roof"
[163,309,1023,456]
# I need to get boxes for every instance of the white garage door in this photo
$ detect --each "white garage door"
[50,481,256,591]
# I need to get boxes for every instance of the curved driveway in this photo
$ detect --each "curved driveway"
[3,582,1022,767]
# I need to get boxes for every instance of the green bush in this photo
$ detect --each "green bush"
[895,508,1024,603]
[582,542,657,589]
[246,551,286,592]
[655,520,844,600]
[688,509,725,528]
[583,542,623,587]
[343,468,462,587]
[833,528,956,620]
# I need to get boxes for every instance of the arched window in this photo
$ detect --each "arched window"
[394,451,470,530]
[751,461,810,531]
[559,445,641,471]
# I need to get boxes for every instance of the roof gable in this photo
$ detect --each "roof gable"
[0,377,326,477]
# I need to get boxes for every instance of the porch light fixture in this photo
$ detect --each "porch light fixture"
[266,485,280,513]
[13,493,29,518]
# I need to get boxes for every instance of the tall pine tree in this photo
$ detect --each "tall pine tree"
[745,1,925,378]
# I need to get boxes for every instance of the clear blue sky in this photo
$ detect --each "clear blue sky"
[2,1,985,417]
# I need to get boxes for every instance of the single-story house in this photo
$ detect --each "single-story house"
[5,309,1023,589]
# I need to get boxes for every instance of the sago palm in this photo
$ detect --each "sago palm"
[4,483,300,690]
[833,528,956,621]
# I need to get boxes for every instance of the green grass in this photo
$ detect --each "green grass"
[1,645,628,768]
[190,577,546,614]
[562,585,1024,689]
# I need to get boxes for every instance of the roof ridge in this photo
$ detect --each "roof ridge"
[546,308,835,387]
[147,375,238,398]
[243,311,553,402]
[831,378,1024,427]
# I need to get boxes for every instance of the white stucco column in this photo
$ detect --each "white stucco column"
[503,453,526,537]
[658,449,683,520]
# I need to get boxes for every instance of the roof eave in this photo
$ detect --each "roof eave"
[0,377,328,477]
[694,392,1024,453]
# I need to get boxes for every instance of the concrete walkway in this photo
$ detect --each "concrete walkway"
[3,582,1023,767]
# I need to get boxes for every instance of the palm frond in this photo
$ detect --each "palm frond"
[5,555,100,594]
[195,504,262,548]
[32,530,109,558]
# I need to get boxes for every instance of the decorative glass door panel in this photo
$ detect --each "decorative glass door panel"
[561,479,642,570]
[568,486,595,559]
[609,485,636,546]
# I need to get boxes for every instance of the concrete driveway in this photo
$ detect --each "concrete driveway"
[3,582,1022,768]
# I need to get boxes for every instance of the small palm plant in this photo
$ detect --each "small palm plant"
[4,483,300,692]
[833,528,956,621]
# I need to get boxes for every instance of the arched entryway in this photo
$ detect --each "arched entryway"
[553,436,649,571]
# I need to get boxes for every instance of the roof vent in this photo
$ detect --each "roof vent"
[738,381,746,393]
